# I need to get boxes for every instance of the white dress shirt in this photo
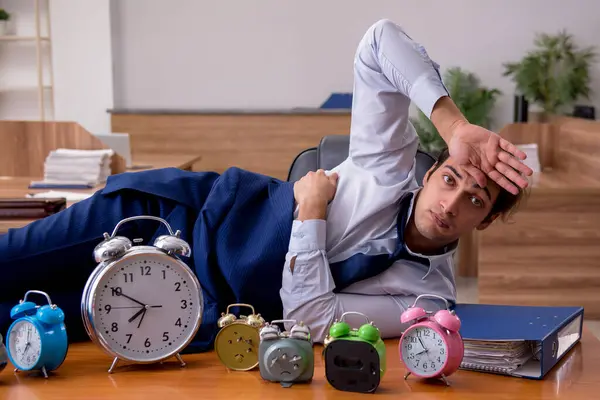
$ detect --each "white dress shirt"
[280,19,457,343]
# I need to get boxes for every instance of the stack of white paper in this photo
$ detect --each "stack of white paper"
[35,148,114,186]
[516,143,541,173]
[461,339,537,374]
[516,143,542,186]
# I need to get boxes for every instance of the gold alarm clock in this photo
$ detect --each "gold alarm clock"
[214,303,265,371]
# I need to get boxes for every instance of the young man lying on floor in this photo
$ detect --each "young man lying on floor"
[0,19,531,352]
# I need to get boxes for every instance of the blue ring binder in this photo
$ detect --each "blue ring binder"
[453,303,584,379]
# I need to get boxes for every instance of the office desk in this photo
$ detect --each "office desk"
[0,154,202,233]
[0,328,597,399]
[0,176,101,233]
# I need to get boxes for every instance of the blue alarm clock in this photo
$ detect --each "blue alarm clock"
[6,290,68,378]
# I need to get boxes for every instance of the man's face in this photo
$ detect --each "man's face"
[413,157,502,245]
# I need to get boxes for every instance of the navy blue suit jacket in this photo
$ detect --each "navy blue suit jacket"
[0,167,410,353]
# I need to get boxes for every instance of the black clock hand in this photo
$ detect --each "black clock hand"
[418,337,428,353]
[417,337,436,363]
[137,308,147,329]
[22,326,31,354]
[117,291,147,307]
[128,307,146,323]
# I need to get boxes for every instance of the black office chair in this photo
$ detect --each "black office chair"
[287,135,437,183]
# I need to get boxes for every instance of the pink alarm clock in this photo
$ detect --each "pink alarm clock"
[398,294,463,386]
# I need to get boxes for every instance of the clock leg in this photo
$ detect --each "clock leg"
[13,367,19,373]
[403,371,411,380]
[176,353,186,367]
[440,374,450,386]
[108,357,120,373]
[41,366,48,379]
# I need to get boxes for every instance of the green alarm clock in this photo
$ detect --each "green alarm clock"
[323,311,386,393]
[6,290,68,378]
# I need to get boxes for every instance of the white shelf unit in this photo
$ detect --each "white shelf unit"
[0,0,54,121]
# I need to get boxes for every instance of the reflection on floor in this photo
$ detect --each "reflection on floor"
[456,277,600,340]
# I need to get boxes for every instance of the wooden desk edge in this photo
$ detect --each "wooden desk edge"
[0,327,596,399]
[127,154,203,172]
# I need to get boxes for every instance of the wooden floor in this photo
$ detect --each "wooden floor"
[1,329,599,399]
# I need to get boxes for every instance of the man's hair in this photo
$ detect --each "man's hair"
[426,147,528,223]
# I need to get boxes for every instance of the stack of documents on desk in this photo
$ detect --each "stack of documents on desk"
[461,339,538,375]
[516,143,541,186]
[30,148,114,189]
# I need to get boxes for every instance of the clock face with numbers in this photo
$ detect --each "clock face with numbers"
[7,320,42,370]
[83,247,203,363]
[400,325,448,377]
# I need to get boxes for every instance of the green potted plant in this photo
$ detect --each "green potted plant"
[0,9,10,36]
[503,30,597,121]
[411,67,501,155]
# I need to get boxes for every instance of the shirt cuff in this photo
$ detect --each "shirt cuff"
[289,219,327,252]
[409,72,449,118]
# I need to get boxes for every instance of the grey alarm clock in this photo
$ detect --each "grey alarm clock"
[257,319,314,388]
[0,333,8,372]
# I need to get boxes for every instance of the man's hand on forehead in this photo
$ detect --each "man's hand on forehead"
[447,121,533,195]
[430,96,533,195]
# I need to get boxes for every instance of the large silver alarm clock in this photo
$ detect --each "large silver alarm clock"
[81,215,203,373]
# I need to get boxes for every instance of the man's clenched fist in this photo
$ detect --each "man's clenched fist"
[293,169,339,221]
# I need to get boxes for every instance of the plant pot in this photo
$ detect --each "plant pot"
[0,21,7,36]
[528,111,550,123]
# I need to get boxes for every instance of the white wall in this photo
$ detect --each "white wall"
[2,1,598,133]
[111,0,600,130]
[50,0,113,133]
